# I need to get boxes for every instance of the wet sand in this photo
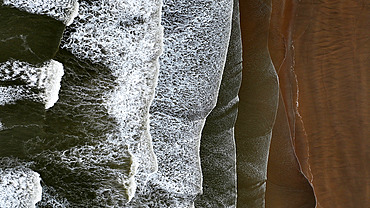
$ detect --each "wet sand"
[238,0,369,207]
[268,0,369,207]
[267,0,316,207]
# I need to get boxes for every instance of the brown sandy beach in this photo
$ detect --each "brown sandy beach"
[237,0,369,207]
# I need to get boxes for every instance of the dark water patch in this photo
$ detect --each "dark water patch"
[0,100,45,159]
[0,6,65,64]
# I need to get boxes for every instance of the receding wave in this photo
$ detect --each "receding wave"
[126,0,234,207]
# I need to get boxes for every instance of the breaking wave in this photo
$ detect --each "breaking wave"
[0,59,64,109]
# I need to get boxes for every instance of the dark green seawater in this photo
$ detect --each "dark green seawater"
[0,6,133,206]
[0,6,64,64]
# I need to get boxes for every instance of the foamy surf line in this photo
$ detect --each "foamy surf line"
[59,0,163,203]
[125,0,234,206]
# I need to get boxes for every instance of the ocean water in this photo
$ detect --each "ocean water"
[0,0,237,207]
[0,6,65,64]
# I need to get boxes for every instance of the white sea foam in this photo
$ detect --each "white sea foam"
[128,0,234,206]
[126,156,139,202]
[65,1,79,26]
[0,60,64,109]
[41,60,64,109]
[2,0,79,25]
[60,0,163,202]
[38,185,70,207]
[0,166,42,208]
[0,86,30,105]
